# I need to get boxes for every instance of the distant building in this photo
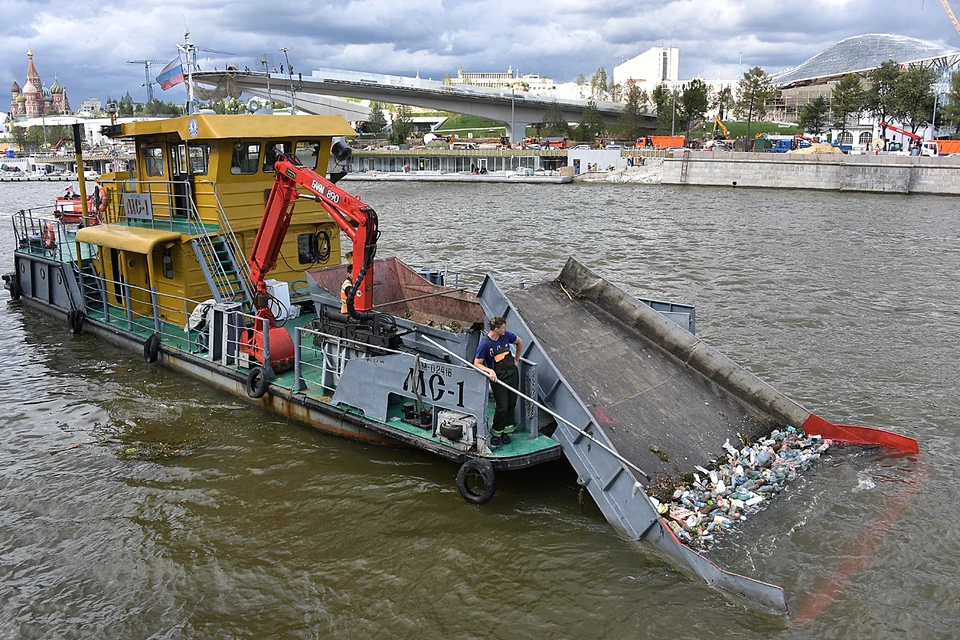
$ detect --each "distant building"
[9,49,72,118]
[770,33,960,128]
[614,47,679,89]
[79,98,103,114]
[449,66,555,92]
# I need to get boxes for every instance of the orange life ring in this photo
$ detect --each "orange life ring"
[42,222,56,248]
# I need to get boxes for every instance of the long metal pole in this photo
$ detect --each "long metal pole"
[421,335,649,479]
[671,89,676,136]
[511,85,515,145]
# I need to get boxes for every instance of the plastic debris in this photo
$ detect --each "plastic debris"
[649,427,832,549]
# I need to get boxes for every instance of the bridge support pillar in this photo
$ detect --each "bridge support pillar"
[505,122,533,145]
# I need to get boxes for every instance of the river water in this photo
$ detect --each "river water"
[0,181,957,639]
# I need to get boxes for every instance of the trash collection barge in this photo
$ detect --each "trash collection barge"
[3,115,918,617]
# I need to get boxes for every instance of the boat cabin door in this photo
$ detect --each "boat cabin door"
[170,142,191,218]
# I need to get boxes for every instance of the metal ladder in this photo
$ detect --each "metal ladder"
[680,148,691,183]
[185,187,254,314]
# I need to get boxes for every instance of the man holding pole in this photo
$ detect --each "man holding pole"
[474,316,523,447]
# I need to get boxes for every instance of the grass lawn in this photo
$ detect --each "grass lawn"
[688,121,803,139]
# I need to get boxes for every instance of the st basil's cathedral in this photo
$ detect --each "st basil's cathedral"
[9,50,72,118]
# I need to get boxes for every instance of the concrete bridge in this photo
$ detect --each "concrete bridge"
[193,68,656,142]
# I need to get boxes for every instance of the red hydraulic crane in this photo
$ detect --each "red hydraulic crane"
[240,155,382,371]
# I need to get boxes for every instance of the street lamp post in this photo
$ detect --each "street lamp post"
[280,47,295,114]
[511,84,516,146]
[671,89,677,136]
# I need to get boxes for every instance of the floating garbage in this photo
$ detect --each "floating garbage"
[646,426,832,549]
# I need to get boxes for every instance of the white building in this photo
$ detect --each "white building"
[449,66,556,92]
[614,47,679,89]
[79,98,102,114]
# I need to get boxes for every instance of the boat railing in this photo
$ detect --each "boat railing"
[11,207,74,263]
[98,178,194,231]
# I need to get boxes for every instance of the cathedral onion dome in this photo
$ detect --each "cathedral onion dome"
[42,85,52,99]
[11,77,21,93]
[50,76,63,94]
[23,80,40,95]
[16,94,26,103]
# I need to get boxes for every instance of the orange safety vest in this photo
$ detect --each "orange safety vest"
[340,277,351,313]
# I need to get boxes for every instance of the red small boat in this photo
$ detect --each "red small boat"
[53,186,103,225]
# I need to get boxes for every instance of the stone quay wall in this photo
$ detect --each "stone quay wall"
[661,151,960,195]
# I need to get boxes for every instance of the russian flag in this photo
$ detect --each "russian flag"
[156,58,185,91]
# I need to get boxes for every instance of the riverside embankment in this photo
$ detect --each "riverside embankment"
[660,150,960,194]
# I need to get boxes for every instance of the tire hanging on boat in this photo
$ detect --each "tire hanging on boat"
[245,366,269,399]
[9,279,21,301]
[456,458,496,505]
[67,309,84,334]
[143,333,161,363]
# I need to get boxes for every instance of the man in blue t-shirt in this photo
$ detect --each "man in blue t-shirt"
[473,316,524,447]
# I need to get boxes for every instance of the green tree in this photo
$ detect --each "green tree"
[940,72,960,136]
[540,101,569,136]
[866,59,900,126]
[118,92,135,117]
[651,83,675,134]
[367,101,387,134]
[572,99,604,141]
[831,74,866,135]
[25,126,45,152]
[712,86,735,121]
[590,67,609,100]
[679,79,709,135]
[799,95,830,136]
[576,73,587,98]
[894,66,937,133]
[618,84,648,140]
[735,67,774,139]
[9,125,28,152]
[389,105,412,144]
[609,82,623,103]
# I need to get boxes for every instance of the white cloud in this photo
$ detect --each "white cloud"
[1,0,957,106]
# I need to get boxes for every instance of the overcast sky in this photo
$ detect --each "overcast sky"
[3,0,959,107]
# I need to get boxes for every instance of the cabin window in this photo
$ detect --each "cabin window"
[295,141,321,170]
[859,132,873,146]
[188,144,210,175]
[297,231,331,264]
[161,244,175,279]
[263,141,293,172]
[231,141,261,174]
[144,146,165,177]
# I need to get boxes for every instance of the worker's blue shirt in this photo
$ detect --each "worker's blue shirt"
[476,331,518,370]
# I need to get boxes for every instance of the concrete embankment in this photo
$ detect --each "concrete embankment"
[573,160,663,184]
[660,151,960,195]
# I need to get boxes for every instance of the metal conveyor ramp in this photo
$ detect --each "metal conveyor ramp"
[477,258,815,615]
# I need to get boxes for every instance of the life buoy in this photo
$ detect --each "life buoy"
[42,222,56,248]
[245,366,269,398]
[144,333,161,363]
[456,458,496,505]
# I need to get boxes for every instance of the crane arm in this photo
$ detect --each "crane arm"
[879,121,922,141]
[249,155,379,314]
[941,0,960,39]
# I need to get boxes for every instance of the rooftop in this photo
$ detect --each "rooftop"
[772,33,960,87]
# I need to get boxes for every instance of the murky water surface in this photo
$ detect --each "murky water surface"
[1,181,956,638]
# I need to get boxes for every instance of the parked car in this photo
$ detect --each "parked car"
[606,144,624,150]
[525,143,542,150]
[572,144,592,150]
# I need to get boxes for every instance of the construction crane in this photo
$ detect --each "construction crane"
[941,0,960,38]
[127,59,168,101]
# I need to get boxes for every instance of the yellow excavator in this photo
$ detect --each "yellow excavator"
[712,116,731,140]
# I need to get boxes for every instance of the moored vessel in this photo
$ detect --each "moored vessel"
[3,112,919,616]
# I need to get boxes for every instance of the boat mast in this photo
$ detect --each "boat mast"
[178,28,197,115]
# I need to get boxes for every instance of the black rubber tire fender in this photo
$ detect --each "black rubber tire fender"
[144,333,161,363]
[456,458,496,505]
[9,279,21,301]
[67,310,84,334]
[439,423,464,441]
[245,366,269,399]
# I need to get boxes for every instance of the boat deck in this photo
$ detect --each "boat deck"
[83,301,557,461]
